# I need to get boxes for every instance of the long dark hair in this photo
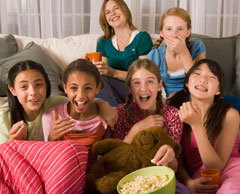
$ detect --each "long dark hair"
[7,60,51,125]
[125,59,163,124]
[168,58,230,140]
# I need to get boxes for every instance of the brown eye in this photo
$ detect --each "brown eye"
[154,139,159,144]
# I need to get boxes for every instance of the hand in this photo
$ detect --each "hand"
[95,99,118,130]
[124,115,165,144]
[100,109,118,130]
[9,120,28,141]
[151,144,175,166]
[186,177,219,193]
[48,109,75,141]
[179,102,203,128]
[164,34,188,55]
[134,115,165,130]
[83,53,89,59]
[94,61,115,77]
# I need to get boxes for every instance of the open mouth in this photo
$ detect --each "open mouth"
[195,85,208,92]
[112,16,120,22]
[29,99,39,103]
[140,95,150,102]
[75,100,87,108]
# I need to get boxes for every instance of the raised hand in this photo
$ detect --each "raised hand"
[48,108,75,141]
[163,34,189,55]
[179,102,203,129]
[9,120,28,141]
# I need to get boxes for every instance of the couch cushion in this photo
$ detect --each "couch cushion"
[233,35,240,96]
[191,34,237,95]
[0,42,64,97]
[14,34,102,70]
[0,34,18,59]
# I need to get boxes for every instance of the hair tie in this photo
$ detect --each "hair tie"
[219,96,224,99]
[182,88,187,93]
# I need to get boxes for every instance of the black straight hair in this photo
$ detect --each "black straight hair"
[168,58,230,140]
[7,60,51,125]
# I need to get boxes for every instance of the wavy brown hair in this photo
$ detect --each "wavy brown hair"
[99,0,137,39]
[125,59,163,124]
[153,7,191,50]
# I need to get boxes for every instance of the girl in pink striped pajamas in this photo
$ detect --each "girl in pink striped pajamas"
[0,60,117,193]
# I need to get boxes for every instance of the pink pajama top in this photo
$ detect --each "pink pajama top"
[42,102,105,170]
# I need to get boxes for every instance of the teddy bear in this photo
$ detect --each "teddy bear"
[85,126,181,194]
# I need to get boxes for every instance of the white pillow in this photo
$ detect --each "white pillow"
[13,34,102,70]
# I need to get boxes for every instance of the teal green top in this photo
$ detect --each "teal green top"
[97,31,153,71]
[0,96,68,144]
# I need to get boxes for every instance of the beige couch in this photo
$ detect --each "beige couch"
[0,33,239,97]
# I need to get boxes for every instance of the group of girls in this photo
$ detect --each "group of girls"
[0,0,239,193]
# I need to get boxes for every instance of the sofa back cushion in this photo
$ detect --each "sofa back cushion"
[234,35,240,96]
[0,34,18,59]
[191,34,238,95]
[13,34,102,70]
[0,42,64,97]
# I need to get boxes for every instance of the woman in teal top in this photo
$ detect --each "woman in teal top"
[94,0,153,106]
[97,31,153,71]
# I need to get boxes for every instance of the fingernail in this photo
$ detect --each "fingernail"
[151,159,155,164]
[69,118,75,122]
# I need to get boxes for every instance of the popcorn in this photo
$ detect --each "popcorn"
[120,174,169,194]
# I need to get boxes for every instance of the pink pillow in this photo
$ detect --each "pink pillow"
[0,140,88,194]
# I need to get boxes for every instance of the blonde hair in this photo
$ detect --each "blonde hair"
[99,0,137,39]
[153,7,191,50]
[125,59,163,123]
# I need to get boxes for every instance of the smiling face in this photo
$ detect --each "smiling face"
[160,15,191,40]
[63,71,100,119]
[130,68,162,113]
[8,70,47,121]
[186,63,220,101]
[104,0,127,29]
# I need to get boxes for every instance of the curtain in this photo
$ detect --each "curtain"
[0,0,239,38]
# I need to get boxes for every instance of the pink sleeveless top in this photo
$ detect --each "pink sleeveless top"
[182,130,239,176]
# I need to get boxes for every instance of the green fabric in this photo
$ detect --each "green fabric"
[97,31,153,71]
[0,42,64,97]
[0,96,68,144]
[0,34,18,59]
[233,35,240,96]
[191,34,237,95]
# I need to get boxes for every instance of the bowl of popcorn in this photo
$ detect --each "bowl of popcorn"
[117,166,176,194]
